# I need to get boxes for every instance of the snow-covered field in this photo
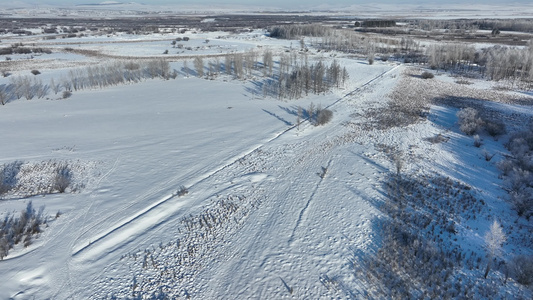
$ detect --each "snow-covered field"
[1,22,532,299]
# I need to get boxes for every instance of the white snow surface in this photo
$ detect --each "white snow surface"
[0,49,397,298]
[1,30,532,299]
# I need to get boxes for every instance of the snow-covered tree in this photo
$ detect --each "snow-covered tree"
[484,220,506,278]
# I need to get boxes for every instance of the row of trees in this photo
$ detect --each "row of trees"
[262,59,348,100]
[483,45,533,83]
[188,49,262,80]
[498,121,533,220]
[0,59,173,104]
[426,43,477,71]
[425,42,533,85]
[414,18,533,33]
[64,59,172,92]
[4,76,48,102]
[269,24,333,39]
[186,48,348,100]
[268,23,533,86]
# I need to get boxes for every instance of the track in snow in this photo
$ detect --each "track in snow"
[71,63,402,265]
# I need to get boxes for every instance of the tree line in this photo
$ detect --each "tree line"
[185,48,349,100]
[268,24,533,87]
[0,59,173,105]
[426,42,533,86]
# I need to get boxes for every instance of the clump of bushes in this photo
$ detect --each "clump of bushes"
[425,133,449,144]
[510,255,533,286]
[62,91,72,99]
[457,107,484,135]
[456,107,506,136]
[53,165,71,193]
[485,119,507,137]
[176,185,188,197]
[356,172,511,298]
[306,103,333,126]
[0,160,77,199]
[0,201,47,260]
[0,161,22,196]
[421,71,434,79]
[498,121,533,219]
[316,108,333,126]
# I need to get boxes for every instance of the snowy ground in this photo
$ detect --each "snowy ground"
[1,27,532,299]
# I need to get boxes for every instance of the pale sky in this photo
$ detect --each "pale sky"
[27,0,533,9]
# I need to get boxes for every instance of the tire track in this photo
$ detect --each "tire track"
[288,158,332,246]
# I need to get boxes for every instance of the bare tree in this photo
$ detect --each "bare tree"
[263,49,273,77]
[183,60,190,78]
[307,102,315,122]
[297,106,302,130]
[61,76,72,92]
[342,67,349,86]
[0,86,7,105]
[194,56,204,78]
[233,53,244,79]
[392,151,404,176]
[21,76,35,100]
[207,60,215,79]
[214,57,221,75]
[34,78,48,99]
[50,77,60,94]
[484,220,506,279]
[224,55,232,76]
[10,77,24,99]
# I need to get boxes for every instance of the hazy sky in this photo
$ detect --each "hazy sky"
[29,0,533,9]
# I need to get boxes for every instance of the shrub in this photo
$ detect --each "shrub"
[457,107,484,135]
[455,79,473,85]
[177,185,188,197]
[485,120,506,136]
[509,189,533,218]
[62,91,72,99]
[31,70,41,75]
[426,133,448,144]
[0,161,22,196]
[0,201,47,260]
[510,255,533,286]
[53,165,71,193]
[0,87,7,105]
[316,108,333,126]
[0,48,13,55]
[473,134,482,147]
[421,71,434,79]
[498,124,533,219]
[318,166,328,178]
[483,150,495,161]
[124,62,140,70]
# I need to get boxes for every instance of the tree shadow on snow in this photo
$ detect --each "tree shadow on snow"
[261,109,292,126]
